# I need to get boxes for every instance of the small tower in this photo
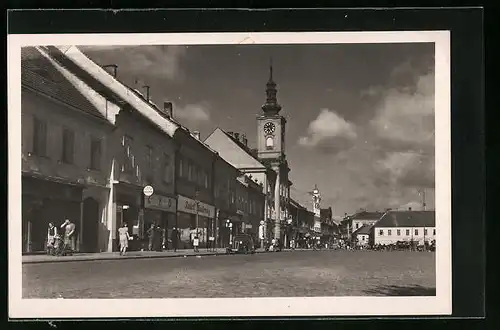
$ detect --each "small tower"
[312,184,321,218]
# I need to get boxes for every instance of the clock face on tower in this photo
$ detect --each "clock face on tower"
[264,122,276,135]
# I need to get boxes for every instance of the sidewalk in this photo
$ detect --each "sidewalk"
[22,248,315,264]
[22,248,265,264]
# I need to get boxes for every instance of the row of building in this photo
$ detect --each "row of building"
[21,46,328,253]
[21,46,268,253]
[340,209,436,246]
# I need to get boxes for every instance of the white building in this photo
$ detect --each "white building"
[352,225,372,246]
[372,210,436,246]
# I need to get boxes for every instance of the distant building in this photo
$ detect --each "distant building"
[372,210,436,246]
[351,211,385,231]
[352,225,373,246]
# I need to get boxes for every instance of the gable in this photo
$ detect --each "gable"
[205,129,266,170]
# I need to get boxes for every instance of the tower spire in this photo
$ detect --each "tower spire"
[269,57,273,82]
[262,56,282,115]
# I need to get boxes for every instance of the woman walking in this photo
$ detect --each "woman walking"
[118,223,130,256]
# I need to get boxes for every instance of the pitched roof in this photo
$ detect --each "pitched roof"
[21,47,104,120]
[50,45,180,138]
[351,211,385,220]
[221,129,265,166]
[374,211,435,228]
[353,225,373,236]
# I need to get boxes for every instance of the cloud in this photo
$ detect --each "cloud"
[298,109,357,152]
[80,45,187,80]
[173,102,211,122]
[370,71,435,149]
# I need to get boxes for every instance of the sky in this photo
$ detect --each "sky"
[80,42,436,217]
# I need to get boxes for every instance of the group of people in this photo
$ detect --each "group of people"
[46,219,76,256]
[117,223,182,256]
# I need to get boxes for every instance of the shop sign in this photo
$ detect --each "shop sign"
[143,185,154,197]
[177,195,215,218]
[144,194,177,213]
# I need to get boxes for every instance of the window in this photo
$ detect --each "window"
[388,229,392,236]
[379,229,384,236]
[355,223,359,229]
[163,154,171,183]
[90,137,101,170]
[178,158,183,177]
[362,236,365,241]
[424,229,428,236]
[204,171,209,188]
[61,128,75,164]
[33,117,47,157]
[406,229,410,236]
[397,229,401,236]
[122,135,134,173]
[145,145,153,173]
[266,137,274,150]
[415,229,419,236]
[433,229,436,235]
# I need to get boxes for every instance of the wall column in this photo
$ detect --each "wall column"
[274,167,281,240]
[106,160,117,252]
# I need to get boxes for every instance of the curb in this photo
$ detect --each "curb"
[22,250,270,265]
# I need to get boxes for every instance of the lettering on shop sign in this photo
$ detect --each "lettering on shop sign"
[177,195,215,218]
[144,195,177,213]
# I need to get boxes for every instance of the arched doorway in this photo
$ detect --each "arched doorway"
[82,197,99,252]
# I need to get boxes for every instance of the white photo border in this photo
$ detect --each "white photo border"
[8,31,451,318]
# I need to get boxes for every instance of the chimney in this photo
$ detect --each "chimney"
[193,131,201,140]
[163,102,173,117]
[234,132,240,141]
[143,85,150,102]
[102,64,118,78]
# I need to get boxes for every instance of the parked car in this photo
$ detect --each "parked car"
[226,234,256,254]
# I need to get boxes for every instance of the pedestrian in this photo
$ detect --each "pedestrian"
[147,223,155,251]
[155,225,163,251]
[60,219,76,253]
[118,223,130,256]
[46,222,58,255]
[171,227,179,252]
[193,234,199,252]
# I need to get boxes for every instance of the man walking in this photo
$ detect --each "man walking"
[146,223,155,251]
[171,227,180,252]
[61,219,76,252]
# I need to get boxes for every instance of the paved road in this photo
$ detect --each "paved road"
[22,250,436,298]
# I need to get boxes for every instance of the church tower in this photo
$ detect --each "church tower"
[257,58,287,160]
[257,58,290,241]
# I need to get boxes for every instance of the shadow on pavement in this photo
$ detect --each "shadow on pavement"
[363,284,436,296]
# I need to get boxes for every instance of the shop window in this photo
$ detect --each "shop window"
[32,117,47,157]
[89,137,101,170]
[61,128,75,164]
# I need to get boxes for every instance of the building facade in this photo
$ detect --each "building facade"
[173,130,217,248]
[372,210,436,246]
[21,46,114,253]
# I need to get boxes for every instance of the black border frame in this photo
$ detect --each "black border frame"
[6,7,485,322]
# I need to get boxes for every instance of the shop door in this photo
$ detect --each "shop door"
[82,198,99,252]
